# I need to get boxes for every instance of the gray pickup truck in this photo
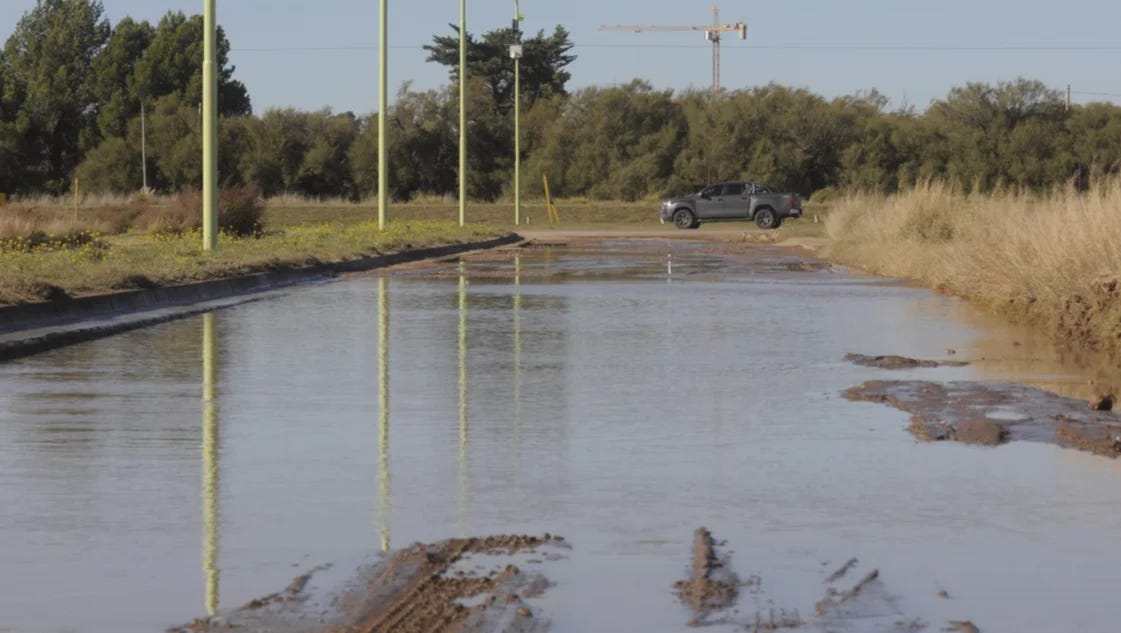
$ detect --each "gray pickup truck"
[660,181,803,230]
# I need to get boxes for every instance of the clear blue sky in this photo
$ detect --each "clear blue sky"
[2,0,1119,114]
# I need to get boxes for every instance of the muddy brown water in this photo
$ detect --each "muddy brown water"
[3,239,1121,632]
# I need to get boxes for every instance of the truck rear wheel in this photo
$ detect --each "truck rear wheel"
[754,208,778,229]
[673,209,697,230]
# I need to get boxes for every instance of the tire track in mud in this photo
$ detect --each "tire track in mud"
[173,534,562,633]
[673,527,739,624]
[672,528,983,633]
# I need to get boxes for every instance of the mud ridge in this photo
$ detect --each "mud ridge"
[845,353,969,370]
[845,380,1121,456]
[172,534,563,633]
[673,527,739,624]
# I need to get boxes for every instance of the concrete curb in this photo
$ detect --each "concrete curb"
[0,233,523,362]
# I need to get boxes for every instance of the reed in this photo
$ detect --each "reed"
[825,181,1121,352]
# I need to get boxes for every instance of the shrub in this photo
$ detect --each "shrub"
[219,184,265,236]
[153,185,264,237]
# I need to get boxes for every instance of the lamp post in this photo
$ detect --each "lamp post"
[458,0,467,227]
[511,2,523,226]
[202,0,217,250]
[377,0,388,230]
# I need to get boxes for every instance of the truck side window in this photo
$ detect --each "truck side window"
[701,185,722,198]
[722,183,745,197]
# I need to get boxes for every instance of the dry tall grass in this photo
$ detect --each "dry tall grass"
[825,182,1121,352]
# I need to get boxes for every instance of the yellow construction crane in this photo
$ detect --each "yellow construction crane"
[600,6,747,99]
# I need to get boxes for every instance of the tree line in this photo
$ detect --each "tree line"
[4,0,1121,201]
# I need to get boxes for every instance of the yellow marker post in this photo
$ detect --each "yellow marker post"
[73,178,79,222]
[201,312,220,616]
[542,174,560,224]
[377,278,391,552]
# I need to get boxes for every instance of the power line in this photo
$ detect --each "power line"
[1072,90,1121,98]
[231,43,1121,53]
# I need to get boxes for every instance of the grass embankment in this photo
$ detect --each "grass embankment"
[0,193,505,306]
[825,182,1121,353]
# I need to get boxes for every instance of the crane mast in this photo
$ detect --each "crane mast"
[600,5,747,100]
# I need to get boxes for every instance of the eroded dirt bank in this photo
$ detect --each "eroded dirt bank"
[846,380,1121,457]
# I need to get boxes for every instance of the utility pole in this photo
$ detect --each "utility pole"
[202,0,218,250]
[378,0,389,229]
[458,0,467,227]
[511,1,523,225]
[140,97,148,192]
[601,5,747,100]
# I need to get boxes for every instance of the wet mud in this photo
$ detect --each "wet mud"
[844,353,969,370]
[846,380,1121,457]
[666,529,980,632]
[673,527,739,624]
[171,534,564,633]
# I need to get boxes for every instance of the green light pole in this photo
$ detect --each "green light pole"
[458,0,467,227]
[512,1,523,226]
[202,0,218,250]
[377,0,388,230]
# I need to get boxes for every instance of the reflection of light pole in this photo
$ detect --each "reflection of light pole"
[201,312,220,616]
[377,0,388,230]
[513,256,523,501]
[511,1,523,225]
[377,278,391,552]
[202,0,217,251]
[457,262,468,531]
[458,0,467,227]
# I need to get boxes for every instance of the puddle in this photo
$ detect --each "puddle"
[1,240,1120,632]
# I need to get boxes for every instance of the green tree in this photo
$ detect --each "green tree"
[145,93,201,190]
[240,108,313,195]
[88,16,153,143]
[75,135,141,192]
[1067,102,1121,178]
[386,84,456,201]
[425,24,575,112]
[348,113,380,199]
[2,0,111,192]
[297,111,358,197]
[135,11,251,117]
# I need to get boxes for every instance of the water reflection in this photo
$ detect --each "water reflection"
[513,256,523,500]
[201,312,220,617]
[377,278,391,552]
[458,261,469,534]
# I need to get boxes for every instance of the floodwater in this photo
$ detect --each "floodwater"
[1,239,1120,632]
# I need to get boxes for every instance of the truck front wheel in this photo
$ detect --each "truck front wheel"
[673,209,697,230]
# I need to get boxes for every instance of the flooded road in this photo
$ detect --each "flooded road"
[2,239,1120,632]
